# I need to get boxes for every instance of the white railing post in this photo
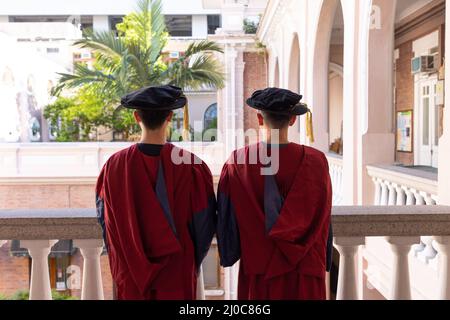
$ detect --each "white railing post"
[395,185,406,206]
[386,236,420,300]
[197,265,205,300]
[21,240,57,300]
[433,236,450,299]
[388,183,397,206]
[404,187,416,205]
[74,239,104,300]
[223,263,239,300]
[334,237,365,300]
[380,181,389,205]
[373,178,382,205]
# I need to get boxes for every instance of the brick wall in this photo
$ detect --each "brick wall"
[0,183,114,300]
[395,41,415,166]
[243,52,268,140]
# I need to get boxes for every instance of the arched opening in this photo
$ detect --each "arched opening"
[311,0,343,152]
[328,3,344,155]
[288,33,301,143]
[288,34,300,93]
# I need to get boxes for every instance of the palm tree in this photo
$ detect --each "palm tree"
[53,0,225,139]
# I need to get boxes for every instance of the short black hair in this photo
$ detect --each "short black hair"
[136,109,172,130]
[261,111,292,129]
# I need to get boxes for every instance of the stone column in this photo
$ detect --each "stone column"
[359,0,397,205]
[21,240,57,300]
[74,239,104,300]
[439,1,450,206]
[219,44,246,157]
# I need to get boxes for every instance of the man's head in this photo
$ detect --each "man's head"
[247,87,309,130]
[133,109,173,131]
[120,85,186,131]
[257,111,297,130]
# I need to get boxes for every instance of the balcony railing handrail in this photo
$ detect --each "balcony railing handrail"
[332,205,450,237]
[0,208,102,240]
[2,205,450,240]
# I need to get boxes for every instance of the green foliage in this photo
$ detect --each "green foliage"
[4,290,78,300]
[243,18,259,34]
[51,0,225,141]
[9,290,29,300]
[44,84,114,141]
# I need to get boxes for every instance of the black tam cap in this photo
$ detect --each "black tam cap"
[120,85,187,111]
[246,87,309,116]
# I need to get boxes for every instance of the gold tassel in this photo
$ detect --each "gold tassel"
[305,110,315,143]
[182,103,190,141]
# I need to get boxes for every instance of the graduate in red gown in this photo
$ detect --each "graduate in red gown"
[96,85,216,300]
[217,88,333,300]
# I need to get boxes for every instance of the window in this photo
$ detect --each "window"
[47,48,59,54]
[109,16,124,36]
[207,15,221,35]
[203,103,217,142]
[165,15,192,37]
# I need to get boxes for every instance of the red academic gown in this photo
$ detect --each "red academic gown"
[96,143,216,300]
[217,143,332,300]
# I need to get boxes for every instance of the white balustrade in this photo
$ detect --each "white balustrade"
[332,205,450,301]
[326,154,343,205]
[73,239,104,300]
[367,165,437,207]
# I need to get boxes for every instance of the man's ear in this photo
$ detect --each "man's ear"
[257,113,264,126]
[166,111,174,122]
[133,111,141,124]
[289,115,297,127]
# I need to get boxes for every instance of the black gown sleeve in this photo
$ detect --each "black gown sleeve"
[216,164,241,267]
[189,162,217,269]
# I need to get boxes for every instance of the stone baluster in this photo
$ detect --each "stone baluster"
[224,267,231,300]
[196,265,205,300]
[386,237,420,300]
[230,262,239,300]
[403,187,416,205]
[418,236,438,263]
[373,178,382,205]
[387,183,397,206]
[395,185,406,206]
[21,240,57,300]
[74,239,104,300]
[433,237,450,300]
[413,190,425,205]
[334,237,365,300]
[380,181,389,206]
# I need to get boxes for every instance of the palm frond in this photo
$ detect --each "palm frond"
[52,64,115,96]
[184,40,224,58]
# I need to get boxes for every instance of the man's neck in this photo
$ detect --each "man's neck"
[139,129,167,145]
[263,128,290,145]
